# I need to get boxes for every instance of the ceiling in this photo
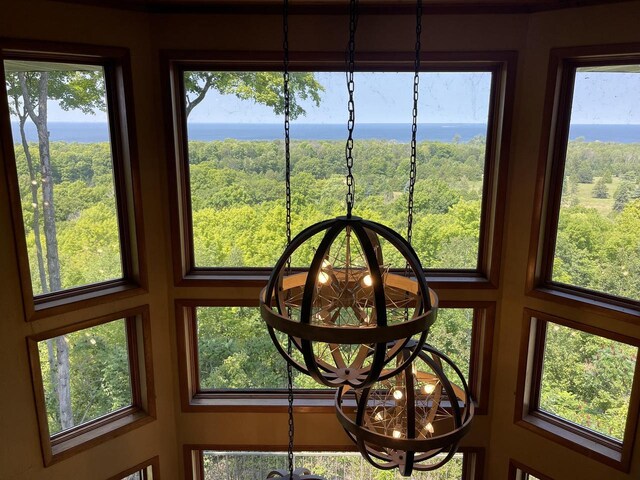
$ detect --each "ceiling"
[48,0,636,14]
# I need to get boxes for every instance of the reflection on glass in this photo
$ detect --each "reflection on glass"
[552,65,640,300]
[183,71,492,270]
[5,60,124,296]
[37,319,132,435]
[539,321,637,441]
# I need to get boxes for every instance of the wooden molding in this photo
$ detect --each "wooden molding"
[106,455,160,480]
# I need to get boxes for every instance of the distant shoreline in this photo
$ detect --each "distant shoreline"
[10,121,640,144]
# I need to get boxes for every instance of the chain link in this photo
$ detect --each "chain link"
[282,1,294,478]
[344,0,358,217]
[407,0,422,246]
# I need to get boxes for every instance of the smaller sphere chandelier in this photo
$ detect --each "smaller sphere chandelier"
[260,216,438,388]
[335,342,474,476]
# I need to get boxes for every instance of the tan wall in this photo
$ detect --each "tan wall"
[1,1,639,479]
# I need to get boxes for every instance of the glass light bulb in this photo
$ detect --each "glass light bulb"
[423,383,436,395]
[362,274,373,287]
[425,422,434,434]
[322,259,331,268]
[374,412,384,421]
[318,271,330,284]
[393,389,403,400]
[392,429,402,439]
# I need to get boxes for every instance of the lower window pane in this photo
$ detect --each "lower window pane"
[37,319,132,435]
[196,307,473,391]
[202,451,464,479]
[539,321,638,441]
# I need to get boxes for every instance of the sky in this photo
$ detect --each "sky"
[31,68,640,125]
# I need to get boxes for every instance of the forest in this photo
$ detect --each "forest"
[5,66,640,479]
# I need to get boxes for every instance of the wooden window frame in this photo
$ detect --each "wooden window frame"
[184,444,484,480]
[527,43,640,322]
[163,50,516,291]
[175,298,494,414]
[27,305,156,466]
[514,308,640,471]
[0,39,147,321]
[508,459,553,480]
[107,455,160,480]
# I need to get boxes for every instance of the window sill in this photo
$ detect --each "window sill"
[186,392,341,413]
[516,412,628,471]
[528,284,640,324]
[46,407,154,466]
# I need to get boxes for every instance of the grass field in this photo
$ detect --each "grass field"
[574,176,622,215]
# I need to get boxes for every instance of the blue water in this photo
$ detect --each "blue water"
[10,122,640,144]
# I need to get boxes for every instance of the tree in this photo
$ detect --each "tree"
[184,71,323,119]
[613,181,635,212]
[591,177,609,198]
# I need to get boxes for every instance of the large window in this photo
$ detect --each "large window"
[169,55,513,285]
[28,307,155,465]
[0,47,144,318]
[176,301,493,412]
[534,51,640,310]
[516,310,640,469]
[187,449,484,480]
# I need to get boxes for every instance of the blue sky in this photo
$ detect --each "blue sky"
[40,69,640,125]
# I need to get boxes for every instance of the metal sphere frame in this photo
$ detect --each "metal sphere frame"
[334,343,475,476]
[260,215,438,389]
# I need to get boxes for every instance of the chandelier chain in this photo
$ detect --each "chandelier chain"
[345,0,358,218]
[283,1,294,478]
[407,0,422,245]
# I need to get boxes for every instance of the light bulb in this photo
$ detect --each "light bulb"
[424,422,434,434]
[393,389,403,400]
[318,271,330,284]
[362,274,373,287]
[423,383,436,395]
[374,412,384,421]
[89,338,97,345]
[392,429,402,439]
[322,259,331,269]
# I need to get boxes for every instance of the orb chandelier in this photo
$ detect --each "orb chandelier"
[335,342,474,475]
[259,0,437,390]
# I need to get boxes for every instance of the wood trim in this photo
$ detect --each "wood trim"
[509,459,554,480]
[0,38,147,321]
[164,50,515,289]
[47,0,640,15]
[27,305,156,466]
[106,455,160,480]
[184,444,483,480]
[514,308,640,472]
[526,43,640,318]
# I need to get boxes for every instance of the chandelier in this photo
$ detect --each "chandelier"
[261,0,473,476]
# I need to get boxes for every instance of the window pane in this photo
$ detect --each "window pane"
[37,319,132,435]
[196,307,473,391]
[427,308,474,383]
[5,60,124,296]
[184,71,492,270]
[552,65,640,300]
[539,321,638,441]
[201,451,464,479]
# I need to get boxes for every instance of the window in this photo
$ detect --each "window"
[532,47,640,312]
[187,448,484,480]
[515,309,640,469]
[168,54,514,286]
[508,460,551,480]
[0,45,145,318]
[108,456,159,480]
[28,307,155,465]
[176,301,493,412]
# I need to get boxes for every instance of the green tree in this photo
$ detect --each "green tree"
[591,177,609,198]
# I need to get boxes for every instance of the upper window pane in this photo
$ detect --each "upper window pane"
[37,319,132,436]
[201,451,464,479]
[184,70,492,270]
[539,321,638,442]
[552,64,640,300]
[5,60,124,296]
